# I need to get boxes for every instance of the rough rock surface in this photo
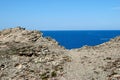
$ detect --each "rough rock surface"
[0,27,70,80]
[0,27,120,80]
[63,36,120,80]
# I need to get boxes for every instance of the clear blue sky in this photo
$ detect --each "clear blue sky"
[0,0,120,30]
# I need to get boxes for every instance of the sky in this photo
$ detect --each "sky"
[0,0,120,30]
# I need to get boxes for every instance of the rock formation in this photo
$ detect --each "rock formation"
[0,27,70,80]
[63,36,120,80]
[0,27,120,80]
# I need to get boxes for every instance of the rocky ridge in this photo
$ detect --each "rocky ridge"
[63,36,120,80]
[0,27,70,80]
[0,27,120,80]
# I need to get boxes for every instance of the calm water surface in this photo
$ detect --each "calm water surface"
[42,30,120,49]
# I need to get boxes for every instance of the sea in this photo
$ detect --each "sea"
[42,30,120,49]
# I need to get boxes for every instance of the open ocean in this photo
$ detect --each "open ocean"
[42,30,120,49]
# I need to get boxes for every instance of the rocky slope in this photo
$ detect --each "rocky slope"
[63,36,120,80]
[0,27,120,80]
[0,27,70,80]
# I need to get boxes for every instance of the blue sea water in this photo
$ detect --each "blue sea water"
[42,30,120,49]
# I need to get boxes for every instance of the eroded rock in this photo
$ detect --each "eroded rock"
[0,27,70,80]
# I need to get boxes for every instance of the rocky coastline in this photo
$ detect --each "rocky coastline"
[0,27,120,80]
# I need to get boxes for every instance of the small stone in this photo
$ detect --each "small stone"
[14,63,22,69]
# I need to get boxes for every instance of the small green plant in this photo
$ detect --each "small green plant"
[40,72,49,80]
[51,71,57,77]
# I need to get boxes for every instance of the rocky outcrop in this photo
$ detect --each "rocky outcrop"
[64,36,120,80]
[0,27,70,80]
[0,27,120,80]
